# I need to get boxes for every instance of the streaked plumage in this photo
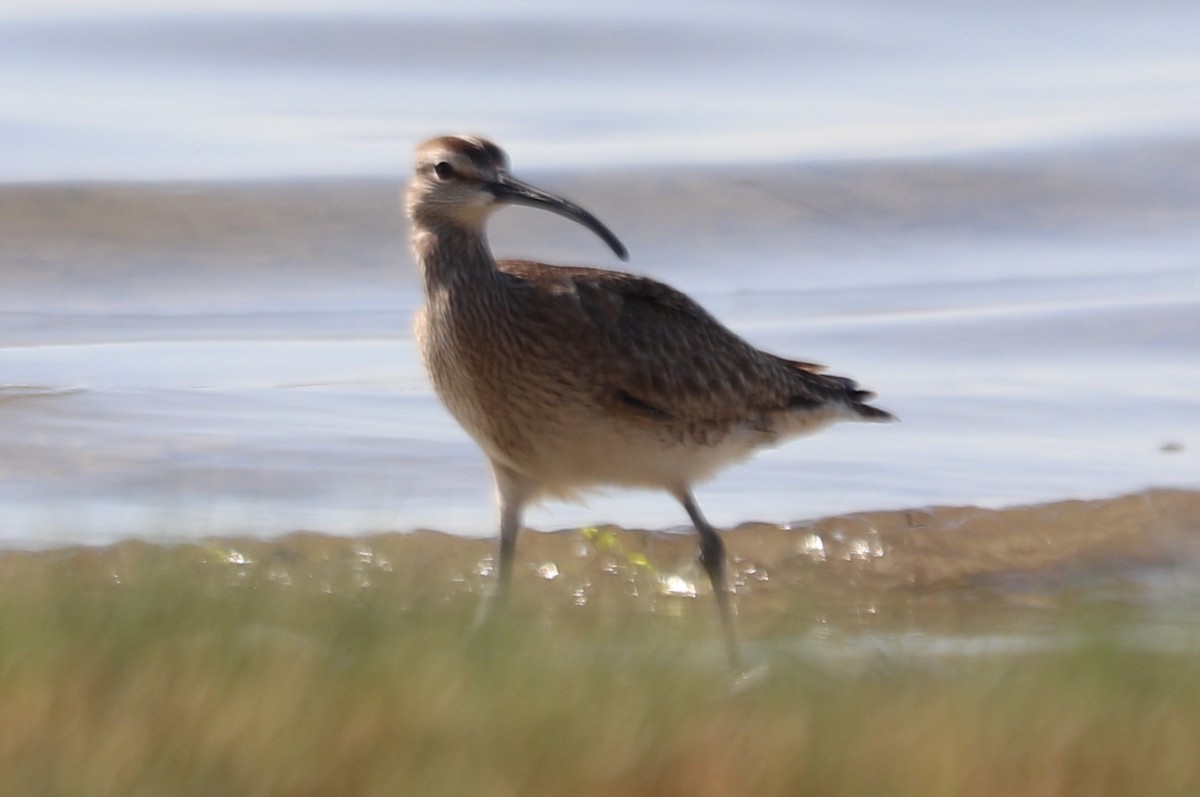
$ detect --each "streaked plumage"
[407,134,894,669]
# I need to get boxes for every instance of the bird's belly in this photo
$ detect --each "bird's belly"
[427,361,760,496]
[536,423,767,493]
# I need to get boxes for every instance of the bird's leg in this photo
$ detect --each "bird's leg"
[474,462,527,627]
[495,490,522,601]
[676,488,745,671]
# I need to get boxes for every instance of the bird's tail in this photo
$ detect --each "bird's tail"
[854,401,897,422]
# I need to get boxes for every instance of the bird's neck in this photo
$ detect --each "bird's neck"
[411,217,498,294]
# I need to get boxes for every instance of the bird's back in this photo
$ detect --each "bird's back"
[496,259,891,423]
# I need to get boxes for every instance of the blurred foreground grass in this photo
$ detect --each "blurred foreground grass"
[1,513,1199,797]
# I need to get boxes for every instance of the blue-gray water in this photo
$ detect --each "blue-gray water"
[0,0,1197,547]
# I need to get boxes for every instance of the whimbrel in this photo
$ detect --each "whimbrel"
[407,135,894,669]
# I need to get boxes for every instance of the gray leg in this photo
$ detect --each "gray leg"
[675,488,745,671]
[475,461,528,625]
[494,464,526,601]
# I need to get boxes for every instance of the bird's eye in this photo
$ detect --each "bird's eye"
[433,161,455,180]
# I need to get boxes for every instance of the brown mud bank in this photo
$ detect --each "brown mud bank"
[5,488,1197,641]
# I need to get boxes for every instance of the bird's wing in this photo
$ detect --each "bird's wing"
[497,260,866,425]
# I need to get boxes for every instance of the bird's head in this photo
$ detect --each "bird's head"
[406,135,628,261]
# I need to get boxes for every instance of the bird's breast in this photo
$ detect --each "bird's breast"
[417,290,594,465]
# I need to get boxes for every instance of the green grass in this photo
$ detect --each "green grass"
[1,533,1199,797]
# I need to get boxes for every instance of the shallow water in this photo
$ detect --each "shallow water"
[0,1,1198,550]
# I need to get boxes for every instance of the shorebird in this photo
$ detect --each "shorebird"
[407,135,894,669]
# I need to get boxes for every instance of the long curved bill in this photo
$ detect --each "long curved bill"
[489,174,629,261]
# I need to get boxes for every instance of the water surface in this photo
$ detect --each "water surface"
[0,0,1197,548]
